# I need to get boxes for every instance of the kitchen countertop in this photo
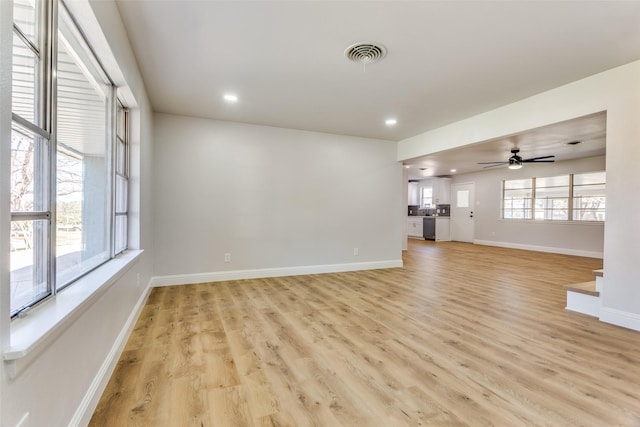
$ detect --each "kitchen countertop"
[408,216,450,219]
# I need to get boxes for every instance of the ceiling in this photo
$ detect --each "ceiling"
[114,1,640,169]
[403,112,606,179]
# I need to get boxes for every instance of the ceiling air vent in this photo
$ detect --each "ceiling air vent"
[344,42,387,66]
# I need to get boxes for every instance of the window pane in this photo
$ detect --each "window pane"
[116,105,126,139]
[11,121,49,213]
[13,0,38,46]
[574,171,605,186]
[456,190,469,208]
[504,188,531,198]
[116,137,126,175]
[115,215,127,254]
[534,175,569,220]
[504,179,532,190]
[115,175,128,213]
[536,186,569,198]
[56,7,111,286]
[536,175,569,188]
[12,32,38,123]
[11,219,50,314]
[56,148,110,285]
[503,179,532,219]
[503,198,532,219]
[422,187,432,207]
[573,171,605,221]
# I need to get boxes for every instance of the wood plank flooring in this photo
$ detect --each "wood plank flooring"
[89,240,640,426]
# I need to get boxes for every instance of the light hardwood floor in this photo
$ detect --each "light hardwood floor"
[90,240,640,426]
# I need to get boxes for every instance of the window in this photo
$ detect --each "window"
[573,171,606,221]
[114,101,129,254]
[10,0,129,317]
[502,172,605,222]
[502,179,532,219]
[422,187,433,208]
[534,175,569,220]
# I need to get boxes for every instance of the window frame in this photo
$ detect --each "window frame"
[501,171,605,223]
[9,0,130,318]
[113,99,129,255]
[421,186,433,208]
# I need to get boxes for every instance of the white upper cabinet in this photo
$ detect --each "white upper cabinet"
[408,182,419,205]
[433,178,451,205]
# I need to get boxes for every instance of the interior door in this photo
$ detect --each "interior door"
[451,182,475,243]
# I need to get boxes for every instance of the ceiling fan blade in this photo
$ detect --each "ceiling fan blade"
[524,160,555,163]
[477,161,508,165]
[482,163,508,168]
[522,155,555,162]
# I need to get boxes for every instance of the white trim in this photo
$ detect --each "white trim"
[4,250,143,366]
[68,279,152,427]
[151,260,403,287]
[474,239,603,259]
[599,307,640,332]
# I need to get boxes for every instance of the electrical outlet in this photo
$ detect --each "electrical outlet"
[353,248,359,256]
[224,253,231,262]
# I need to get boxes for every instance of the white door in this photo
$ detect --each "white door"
[451,182,475,243]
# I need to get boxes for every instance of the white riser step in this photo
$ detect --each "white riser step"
[564,280,600,317]
[566,291,601,317]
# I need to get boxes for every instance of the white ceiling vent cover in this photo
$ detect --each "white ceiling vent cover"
[344,42,387,66]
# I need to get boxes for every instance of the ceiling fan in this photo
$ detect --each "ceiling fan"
[478,148,555,170]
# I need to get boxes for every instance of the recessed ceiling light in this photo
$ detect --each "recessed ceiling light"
[385,118,397,126]
[404,165,410,169]
[450,169,457,173]
[223,94,238,102]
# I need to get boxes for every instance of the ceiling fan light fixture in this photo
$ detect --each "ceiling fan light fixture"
[508,162,523,170]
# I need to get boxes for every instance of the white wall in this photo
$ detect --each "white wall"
[153,113,402,282]
[452,156,605,258]
[0,1,14,424]
[0,1,155,426]
[398,60,640,331]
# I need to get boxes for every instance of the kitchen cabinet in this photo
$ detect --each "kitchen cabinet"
[407,217,450,240]
[433,178,451,205]
[408,182,419,206]
[435,218,451,241]
[407,218,423,238]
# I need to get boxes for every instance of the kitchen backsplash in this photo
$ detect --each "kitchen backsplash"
[408,205,450,216]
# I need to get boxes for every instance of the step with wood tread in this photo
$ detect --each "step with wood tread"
[564,281,599,297]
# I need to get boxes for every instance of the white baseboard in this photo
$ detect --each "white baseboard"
[69,280,152,427]
[474,239,603,259]
[599,307,640,332]
[151,259,403,287]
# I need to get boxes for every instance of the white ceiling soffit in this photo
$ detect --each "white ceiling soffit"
[403,112,607,179]
[115,1,640,141]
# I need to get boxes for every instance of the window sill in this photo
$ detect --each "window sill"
[3,250,143,371]
[498,219,604,225]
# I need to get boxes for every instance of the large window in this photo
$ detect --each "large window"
[502,171,605,222]
[10,0,129,317]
